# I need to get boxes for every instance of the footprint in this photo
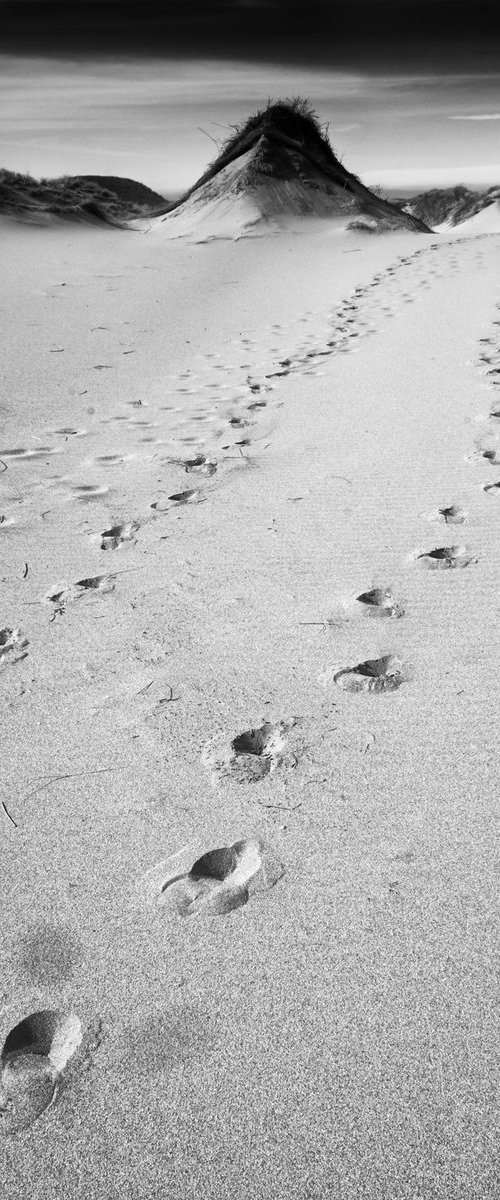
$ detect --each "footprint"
[334,654,407,694]
[100,522,138,551]
[47,575,115,610]
[416,545,475,570]
[203,721,291,784]
[434,505,467,525]
[0,447,58,460]
[183,455,217,477]
[356,588,404,618]
[72,485,110,501]
[0,1010,82,1135]
[0,628,29,666]
[229,416,253,428]
[54,428,86,437]
[150,838,284,918]
[151,490,201,511]
[483,481,500,495]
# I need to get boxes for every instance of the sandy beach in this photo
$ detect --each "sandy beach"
[1,193,500,1197]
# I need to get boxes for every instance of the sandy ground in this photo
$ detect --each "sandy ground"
[1,213,500,1198]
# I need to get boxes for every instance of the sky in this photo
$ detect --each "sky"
[1,0,499,195]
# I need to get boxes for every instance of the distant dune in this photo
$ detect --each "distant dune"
[0,169,168,225]
[397,184,500,230]
[448,197,500,233]
[152,99,431,241]
[75,175,167,208]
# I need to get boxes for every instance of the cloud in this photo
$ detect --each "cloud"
[365,164,500,189]
[450,112,500,120]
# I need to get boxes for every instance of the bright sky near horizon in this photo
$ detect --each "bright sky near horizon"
[1,55,499,195]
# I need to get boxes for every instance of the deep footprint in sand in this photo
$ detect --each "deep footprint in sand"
[356,588,404,618]
[147,838,284,918]
[183,455,217,477]
[0,628,29,666]
[481,449,500,466]
[433,504,467,525]
[158,840,282,912]
[100,522,138,551]
[0,1010,82,1135]
[334,654,408,694]
[417,545,475,570]
[203,720,292,784]
[47,575,115,610]
[484,480,500,494]
[151,490,202,511]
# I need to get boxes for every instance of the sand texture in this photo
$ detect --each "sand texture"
[1,216,500,1198]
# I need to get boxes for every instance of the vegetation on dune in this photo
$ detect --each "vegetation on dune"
[218,98,346,172]
[398,184,500,228]
[0,169,166,225]
[75,175,166,208]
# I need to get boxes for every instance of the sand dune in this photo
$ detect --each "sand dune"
[1,148,500,1198]
[149,102,430,242]
[447,198,500,233]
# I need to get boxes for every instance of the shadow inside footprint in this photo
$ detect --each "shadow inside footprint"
[232,726,275,757]
[230,724,282,779]
[203,720,289,784]
[0,1010,82,1135]
[335,654,406,694]
[75,575,114,592]
[100,522,138,551]
[356,588,404,618]
[169,489,200,504]
[152,490,202,512]
[484,481,500,494]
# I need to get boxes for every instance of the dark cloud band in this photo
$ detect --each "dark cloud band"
[1,0,499,64]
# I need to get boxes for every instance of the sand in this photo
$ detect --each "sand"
[1,213,500,1198]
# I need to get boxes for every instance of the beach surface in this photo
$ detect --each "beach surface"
[1,213,500,1198]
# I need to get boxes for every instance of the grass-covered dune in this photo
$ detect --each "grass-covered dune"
[0,169,167,225]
